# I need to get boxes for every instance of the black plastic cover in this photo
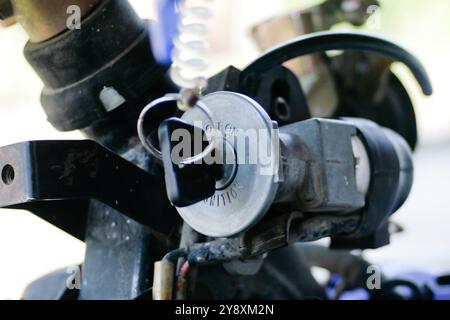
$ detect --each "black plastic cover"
[158,118,221,207]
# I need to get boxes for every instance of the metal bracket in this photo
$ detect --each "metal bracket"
[0,140,179,241]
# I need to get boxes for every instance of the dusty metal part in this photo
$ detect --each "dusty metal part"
[279,118,366,212]
[244,211,361,257]
[165,93,405,253]
[0,140,179,241]
[79,142,178,300]
[80,202,163,300]
[183,211,360,265]
[153,261,175,300]
[288,214,361,242]
[12,0,100,42]
[0,139,179,300]
[176,94,367,238]
[274,132,309,203]
[179,92,280,238]
[187,238,245,265]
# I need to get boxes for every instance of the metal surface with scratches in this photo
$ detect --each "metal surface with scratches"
[0,140,179,241]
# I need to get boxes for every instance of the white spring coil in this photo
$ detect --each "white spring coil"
[170,0,213,91]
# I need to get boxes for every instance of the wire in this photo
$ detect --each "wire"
[241,31,432,96]
[162,248,188,262]
[137,93,218,164]
[170,0,214,92]
[179,261,191,277]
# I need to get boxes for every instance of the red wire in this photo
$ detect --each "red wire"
[179,261,190,277]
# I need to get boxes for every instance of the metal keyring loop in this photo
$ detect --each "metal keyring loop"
[137,94,217,165]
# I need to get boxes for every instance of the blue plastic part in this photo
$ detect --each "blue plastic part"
[397,272,450,300]
[326,274,343,300]
[339,271,450,300]
[149,0,180,66]
[339,288,370,300]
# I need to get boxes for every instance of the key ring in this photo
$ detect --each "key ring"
[137,93,218,165]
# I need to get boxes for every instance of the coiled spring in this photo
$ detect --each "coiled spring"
[138,0,217,163]
[170,0,213,93]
